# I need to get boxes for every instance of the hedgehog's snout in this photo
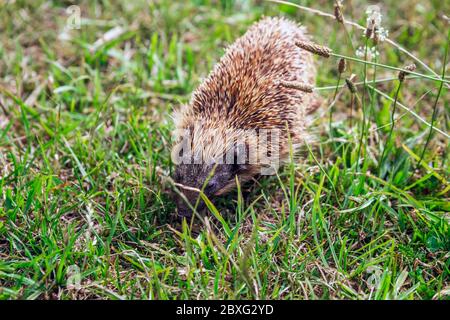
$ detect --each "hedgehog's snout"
[172,164,212,220]
[173,187,207,220]
[176,201,203,220]
[172,163,240,220]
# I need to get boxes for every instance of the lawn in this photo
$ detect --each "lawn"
[0,0,448,299]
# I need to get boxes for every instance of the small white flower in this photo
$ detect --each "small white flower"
[370,47,380,59]
[355,46,379,61]
[376,27,389,42]
[356,46,365,58]
[363,5,389,43]
[366,5,382,27]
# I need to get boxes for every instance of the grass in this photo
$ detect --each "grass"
[0,0,448,300]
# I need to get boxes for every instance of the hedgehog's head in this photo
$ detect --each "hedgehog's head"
[172,163,243,219]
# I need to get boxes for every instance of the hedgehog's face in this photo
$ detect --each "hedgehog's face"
[173,163,241,219]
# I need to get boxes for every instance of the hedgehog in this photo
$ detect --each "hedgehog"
[171,17,319,219]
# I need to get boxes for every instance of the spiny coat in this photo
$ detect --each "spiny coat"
[172,17,319,219]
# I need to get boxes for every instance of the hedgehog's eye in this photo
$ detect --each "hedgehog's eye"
[173,169,181,182]
[204,180,218,194]
[233,163,247,174]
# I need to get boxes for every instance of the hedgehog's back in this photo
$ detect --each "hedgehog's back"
[188,17,316,133]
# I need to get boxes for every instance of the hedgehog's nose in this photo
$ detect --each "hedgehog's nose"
[176,205,194,221]
[176,200,208,222]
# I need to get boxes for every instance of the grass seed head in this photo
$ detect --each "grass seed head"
[373,26,379,44]
[278,80,314,93]
[398,63,417,82]
[296,40,332,58]
[334,1,344,24]
[338,58,346,73]
[345,77,357,93]
[365,24,374,39]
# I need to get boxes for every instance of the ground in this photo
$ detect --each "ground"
[0,0,448,299]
